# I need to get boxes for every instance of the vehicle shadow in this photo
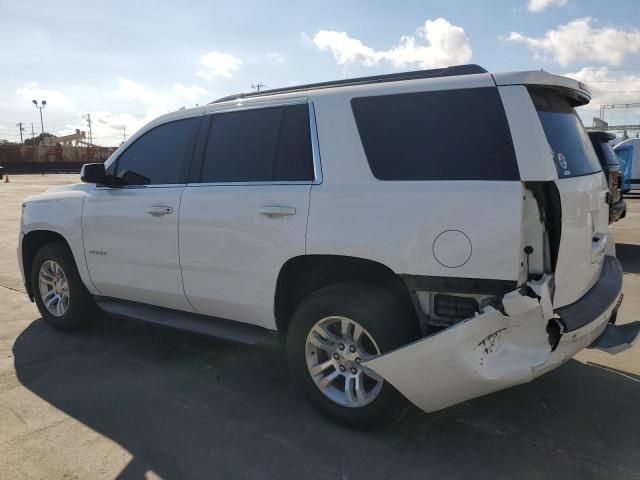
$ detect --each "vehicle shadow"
[616,243,640,274]
[13,316,640,480]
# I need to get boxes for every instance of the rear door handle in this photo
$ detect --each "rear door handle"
[146,205,173,216]
[259,206,296,217]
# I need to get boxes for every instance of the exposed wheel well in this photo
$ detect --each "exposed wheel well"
[274,255,418,333]
[21,230,71,299]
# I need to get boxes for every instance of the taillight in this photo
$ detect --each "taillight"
[610,171,622,202]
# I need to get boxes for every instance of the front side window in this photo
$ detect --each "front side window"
[200,104,314,183]
[115,117,200,185]
[351,87,520,181]
[529,88,601,179]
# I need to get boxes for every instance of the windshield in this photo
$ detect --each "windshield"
[529,88,602,179]
[616,147,631,170]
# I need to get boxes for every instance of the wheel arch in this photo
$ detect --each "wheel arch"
[22,230,75,300]
[274,254,418,333]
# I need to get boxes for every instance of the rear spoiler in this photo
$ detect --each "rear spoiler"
[493,71,591,107]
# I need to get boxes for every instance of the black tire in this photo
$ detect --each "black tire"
[31,242,96,331]
[286,281,420,429]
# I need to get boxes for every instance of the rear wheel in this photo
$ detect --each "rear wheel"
[286,282,419,428]
[31,242,96,331]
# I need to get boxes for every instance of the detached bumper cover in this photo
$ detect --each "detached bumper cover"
[364,256,626,413]
[556,255,622,332]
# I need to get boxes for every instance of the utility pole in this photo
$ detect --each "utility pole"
[16,122,24,143]
[251,82,266,92]
[32,100,46,142]
[123,126,127,142]
[84,113,93,144]
[31,123,37,161]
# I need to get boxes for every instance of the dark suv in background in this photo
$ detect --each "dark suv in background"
[589,131,627,223]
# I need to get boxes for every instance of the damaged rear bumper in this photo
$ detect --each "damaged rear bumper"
[364,255,633,413]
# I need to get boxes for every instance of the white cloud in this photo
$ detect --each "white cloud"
[9,77,216,146]
[49,78,213,146]
[564,67,640,120]
[528,0,568,13]
[92,110,150,139]
[314,31,379,66]
[313,18,472,69]
[173,83,210,103]
[112,78,210,109]
[112,77,157,104]
[507,18,640,66]
[198,51,242,79]
[16,82,76,111]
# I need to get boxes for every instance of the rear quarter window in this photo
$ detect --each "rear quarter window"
[529,88,601,179]
[350,87,519,181]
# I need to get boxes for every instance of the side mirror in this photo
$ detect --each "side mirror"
[80,163,106,184]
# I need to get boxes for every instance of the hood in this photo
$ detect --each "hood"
[24,182,93,204]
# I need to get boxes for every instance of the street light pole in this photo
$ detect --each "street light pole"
[32,100,47,143]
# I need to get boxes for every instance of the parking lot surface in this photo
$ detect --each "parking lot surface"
[1,174,639,479]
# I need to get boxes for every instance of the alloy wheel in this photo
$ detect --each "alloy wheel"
[305,316,383,408]
[38,260,70,317]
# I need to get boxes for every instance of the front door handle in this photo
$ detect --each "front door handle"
[146,205,173,216]
[259,206,296,217]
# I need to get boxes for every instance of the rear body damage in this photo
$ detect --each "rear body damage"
[364,164,633,413]
[365,264,630,413]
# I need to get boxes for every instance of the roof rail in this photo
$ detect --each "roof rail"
[211,64,488,104]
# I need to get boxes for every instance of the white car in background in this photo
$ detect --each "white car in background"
[18,65,635,428]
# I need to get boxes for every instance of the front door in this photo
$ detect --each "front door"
[83,115,201,311]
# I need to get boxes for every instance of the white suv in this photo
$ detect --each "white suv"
[18,65,630,428]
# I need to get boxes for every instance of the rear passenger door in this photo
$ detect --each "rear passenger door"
[179,100,318,329]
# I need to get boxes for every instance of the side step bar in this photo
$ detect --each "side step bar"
[95,297,278,346]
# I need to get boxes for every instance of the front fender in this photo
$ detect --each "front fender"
[21,189,99,296]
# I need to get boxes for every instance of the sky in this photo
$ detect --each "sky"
[1,0,640,146]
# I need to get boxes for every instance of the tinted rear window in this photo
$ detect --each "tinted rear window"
[351,87,519,181]
[589,137,619,168]
[529,88,601,179]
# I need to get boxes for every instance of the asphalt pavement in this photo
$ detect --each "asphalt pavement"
[1,175,639,479]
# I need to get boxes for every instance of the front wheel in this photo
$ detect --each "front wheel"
[31,242,96,331]
[286,282,419,428]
